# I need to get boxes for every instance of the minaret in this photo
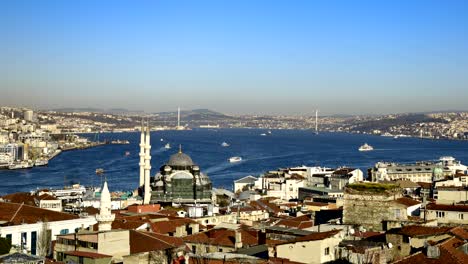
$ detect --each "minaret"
[143,122,152,204]
[138,120,146,187]
[96,180,115,231]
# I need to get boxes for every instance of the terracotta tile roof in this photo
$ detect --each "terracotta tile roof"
[268,257,304,264]
[1,192,36,206]
[250,200,281,215]
[0,202,77,225]
[416,182,432,189]
[64,251,111,259]
[426,203,468,212]
[392,237,468,264]
[151,218,199,234]
[183,228,259,248]
[129,230,185,254]
[303,201,329,207]
[395,197,421,207]
[388,226,452,237]
[37,193,58,201]
[272,215,313,229]
[293,229,341,242]
[449,226,468,240]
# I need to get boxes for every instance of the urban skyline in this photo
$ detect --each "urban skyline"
[2,0,468,115]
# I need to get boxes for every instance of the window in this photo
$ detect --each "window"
[21,232,27,250]
[79,256,84,264]
[394,209,401,218]
[219,248,223,252]
[192,245,196,254]
[31,231,37,255]
[60,229,69,235]
[459,213,464,220]
[5,234,11,242]
[324,247,330,256]
[436,211,446,218]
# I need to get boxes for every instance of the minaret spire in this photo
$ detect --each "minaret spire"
[138,119,146,187]
[96,180,115,231]
[143,121,152,204]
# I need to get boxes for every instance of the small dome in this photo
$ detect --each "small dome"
[167,151,194,166]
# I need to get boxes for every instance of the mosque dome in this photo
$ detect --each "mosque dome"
[167,151,194,167]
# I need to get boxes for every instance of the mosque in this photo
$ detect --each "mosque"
[138,122,212,205]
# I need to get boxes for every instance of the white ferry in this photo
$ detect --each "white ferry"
[229,156,242,163]
[221,142,230,147]
[358,143,374,152]
[165,143,171,149]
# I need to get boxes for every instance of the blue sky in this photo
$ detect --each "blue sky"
[1,0,468,115]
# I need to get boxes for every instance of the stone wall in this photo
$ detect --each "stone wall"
[343,191,404,231]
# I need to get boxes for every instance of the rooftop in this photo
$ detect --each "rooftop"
[345,182,400,194]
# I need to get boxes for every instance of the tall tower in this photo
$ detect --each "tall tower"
[177,107,181,128]
[96,181,115,231]
[138,120,146,187]
[315,110,318,134]
[143,123,152,204]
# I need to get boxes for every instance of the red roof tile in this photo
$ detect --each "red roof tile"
[395,197,421,207]
[0,202,77,225]
[129,230,185,254]
[426,203,468,212]
[388,225,452,237]
[64,251,111,259]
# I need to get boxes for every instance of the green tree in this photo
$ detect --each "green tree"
[0,237,12,254]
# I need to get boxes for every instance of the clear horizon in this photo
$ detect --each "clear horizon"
[2,0,468,116]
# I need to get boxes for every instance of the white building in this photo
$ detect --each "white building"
[0,202,96,256]
[234,175,257,193]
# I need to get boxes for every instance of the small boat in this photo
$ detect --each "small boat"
[358,143,374,152]
[267,130,272,134]
[165,143,171,149]
[160,138,164,142]
[229,156,242,163]
[125,151,130,156]
[34,159,49,167]
[9,161,33,170]
[260,133,267,136]
[221,142,230,147]
[96,168,104,175]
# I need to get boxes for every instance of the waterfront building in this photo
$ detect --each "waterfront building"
[234,175,258,193]
[151,148,212,204]
[369,158,460,183]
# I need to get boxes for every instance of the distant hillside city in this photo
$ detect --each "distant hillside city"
[1,106,468,140]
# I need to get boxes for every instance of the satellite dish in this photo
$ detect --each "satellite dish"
[388,243,393,249]
[349,228,355,234]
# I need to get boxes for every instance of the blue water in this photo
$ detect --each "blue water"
[1,129,468,195]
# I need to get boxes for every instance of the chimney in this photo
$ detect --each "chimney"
[235,230,243,249]
[427,245,440,259]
